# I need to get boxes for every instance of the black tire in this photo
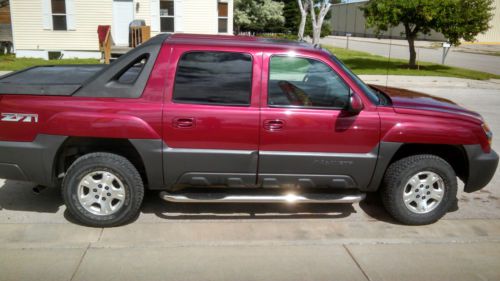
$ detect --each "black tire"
[62,152,144,227]
[381,154,457,225]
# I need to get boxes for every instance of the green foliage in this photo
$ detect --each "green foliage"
[258,33,299,40]
[234,0,285,33]
[283,0,302,33]
[435,0,494,45]
[362,0,494,44]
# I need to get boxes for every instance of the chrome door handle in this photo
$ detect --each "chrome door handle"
[263,119,285,131]
[173,117,195,128]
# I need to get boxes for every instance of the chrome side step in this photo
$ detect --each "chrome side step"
[159,191,365,204]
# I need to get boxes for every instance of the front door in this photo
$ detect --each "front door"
[112,0,134,46]
[162,46,262,188]
[258,53,381,189]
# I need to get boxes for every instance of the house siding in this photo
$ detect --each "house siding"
[181,0,233,35]
[11,0,112,53]
[11,0,233,58]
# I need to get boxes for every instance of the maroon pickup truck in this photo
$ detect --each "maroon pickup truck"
[0,34,497,227]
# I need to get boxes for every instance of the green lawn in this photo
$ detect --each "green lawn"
[0,54,100,71]
[326,46,500,80]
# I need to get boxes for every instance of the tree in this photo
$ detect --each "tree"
[297,0,310,40]
[362,0,494,69]
[282,0,333,38]
[309,0,335,45]
[234,0,285,33]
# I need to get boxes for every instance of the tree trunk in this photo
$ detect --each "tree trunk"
[298,12,307,40]
[404,23,418,69]
[312,23,321,45]
[297,0,308,41]
[312,17,325,45]
[309,0,331,45]
[407,36,417,69]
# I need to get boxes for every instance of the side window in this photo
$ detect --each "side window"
[173,51,253,106]
[268,56,350,109]
[116,55,148,84]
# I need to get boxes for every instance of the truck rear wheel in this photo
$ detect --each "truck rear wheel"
[381,154,457,225]
[62,152,144,227]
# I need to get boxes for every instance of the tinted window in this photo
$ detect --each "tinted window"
[173,52,253,105]
[268,56,349,109]
[116,56,148,84]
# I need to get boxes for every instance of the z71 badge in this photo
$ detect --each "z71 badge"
[1,113,39,123]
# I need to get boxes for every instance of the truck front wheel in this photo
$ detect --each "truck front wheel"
[62,152,144,227]
[381,154,457,225]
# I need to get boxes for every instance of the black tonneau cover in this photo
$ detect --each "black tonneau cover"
[0,65,105,95]
[0,33,169,97]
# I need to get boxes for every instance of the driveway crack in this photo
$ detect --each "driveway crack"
[343,244,371,281]
[69,242,90,281]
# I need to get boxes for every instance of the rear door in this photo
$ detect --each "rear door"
[162,46,262,188]
[258,52,380,189]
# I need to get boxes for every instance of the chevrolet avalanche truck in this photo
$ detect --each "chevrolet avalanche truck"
[0,34,497,227]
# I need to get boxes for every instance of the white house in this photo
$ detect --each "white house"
[9,0,234,59]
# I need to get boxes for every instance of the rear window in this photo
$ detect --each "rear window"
[173,51,253,106]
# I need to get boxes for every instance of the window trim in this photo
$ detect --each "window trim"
[217,2,229,34]
[267,54,351,111]
[159,0,175,33]
[172,50,254,107]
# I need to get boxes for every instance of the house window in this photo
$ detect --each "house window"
[160,0,174,32]
[51,0,67,30]
[218,2,228,33]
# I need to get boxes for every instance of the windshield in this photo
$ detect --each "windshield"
[326,51,380,105]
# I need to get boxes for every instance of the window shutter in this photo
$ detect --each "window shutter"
[174,0,183,32]
[150,0,160,32]
[42,0,53,30]
[65,0,76,30]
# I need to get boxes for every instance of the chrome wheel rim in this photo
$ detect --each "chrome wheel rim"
[403,171,445,214]
[77,171,126,216]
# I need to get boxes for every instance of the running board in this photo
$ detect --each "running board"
[159,191,365,204]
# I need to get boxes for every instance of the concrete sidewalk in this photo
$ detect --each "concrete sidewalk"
[1,219,500,281]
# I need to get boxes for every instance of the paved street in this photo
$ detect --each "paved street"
[1,75,500,280]
[321,36,500,75]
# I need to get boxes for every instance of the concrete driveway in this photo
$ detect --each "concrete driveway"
[1,76,500,281]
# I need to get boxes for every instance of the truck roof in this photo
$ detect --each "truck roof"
[165,33,317,52]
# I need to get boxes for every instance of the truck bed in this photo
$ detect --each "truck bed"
[0,65,105,96]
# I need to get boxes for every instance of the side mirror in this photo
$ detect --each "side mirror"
[347,90,364,115]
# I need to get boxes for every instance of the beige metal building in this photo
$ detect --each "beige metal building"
[331,0,500,44]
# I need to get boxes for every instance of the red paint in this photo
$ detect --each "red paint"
[0,34,492,154]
